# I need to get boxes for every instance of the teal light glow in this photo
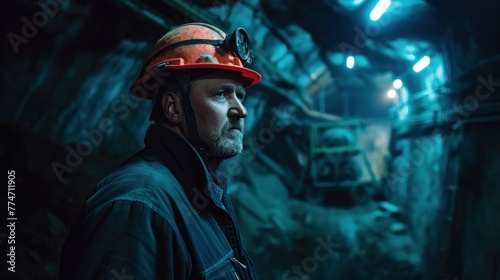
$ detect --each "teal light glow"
[397,87,410,121]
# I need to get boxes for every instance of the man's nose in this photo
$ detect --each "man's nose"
[228,97,247,118]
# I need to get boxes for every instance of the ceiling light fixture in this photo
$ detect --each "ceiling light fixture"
[346,56,355,69]
[393,79,403,89]
[387,89,397,99]
[413,56,430,72]
[370,0,391,21]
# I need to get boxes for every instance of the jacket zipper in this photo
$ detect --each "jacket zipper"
[232,257,247,269]
[222,197,244,258]
[231,257,247,280]
[231,264,240,280]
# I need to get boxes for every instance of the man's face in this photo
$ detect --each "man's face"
[190,72,247,158]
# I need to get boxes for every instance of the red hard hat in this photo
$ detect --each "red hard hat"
[131,22,261,98]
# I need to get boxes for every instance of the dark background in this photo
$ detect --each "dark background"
[1,0,500,279]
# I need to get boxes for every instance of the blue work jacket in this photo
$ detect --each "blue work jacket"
[59,124,257,280]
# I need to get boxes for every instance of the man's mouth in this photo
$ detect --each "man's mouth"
[227,121,244,135]
[229,123,244,132]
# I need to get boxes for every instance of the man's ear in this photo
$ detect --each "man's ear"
[161,92,183,124]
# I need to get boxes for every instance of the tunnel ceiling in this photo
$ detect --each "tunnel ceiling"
[2,0,499,126]
[119,0,500,118]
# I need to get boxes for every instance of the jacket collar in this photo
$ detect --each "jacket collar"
[143,124,227,211]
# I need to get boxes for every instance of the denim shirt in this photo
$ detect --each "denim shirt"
[59,124,258,280]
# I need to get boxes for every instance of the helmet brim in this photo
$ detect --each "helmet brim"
[131,63,261,99]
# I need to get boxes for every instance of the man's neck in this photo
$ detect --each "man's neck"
[206,157,223,174]
[160,123,222,174]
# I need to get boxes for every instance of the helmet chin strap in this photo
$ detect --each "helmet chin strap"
[176,72,208,159]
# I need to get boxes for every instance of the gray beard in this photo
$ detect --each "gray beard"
[201,124,244,159]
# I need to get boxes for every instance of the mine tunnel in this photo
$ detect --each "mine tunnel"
[1,0,500,279]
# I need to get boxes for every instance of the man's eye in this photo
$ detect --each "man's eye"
[237,93,245,100]
[214,91,225,98]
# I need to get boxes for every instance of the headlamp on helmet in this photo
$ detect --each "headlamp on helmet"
[223,27,253,65]
[144,27,254,67]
